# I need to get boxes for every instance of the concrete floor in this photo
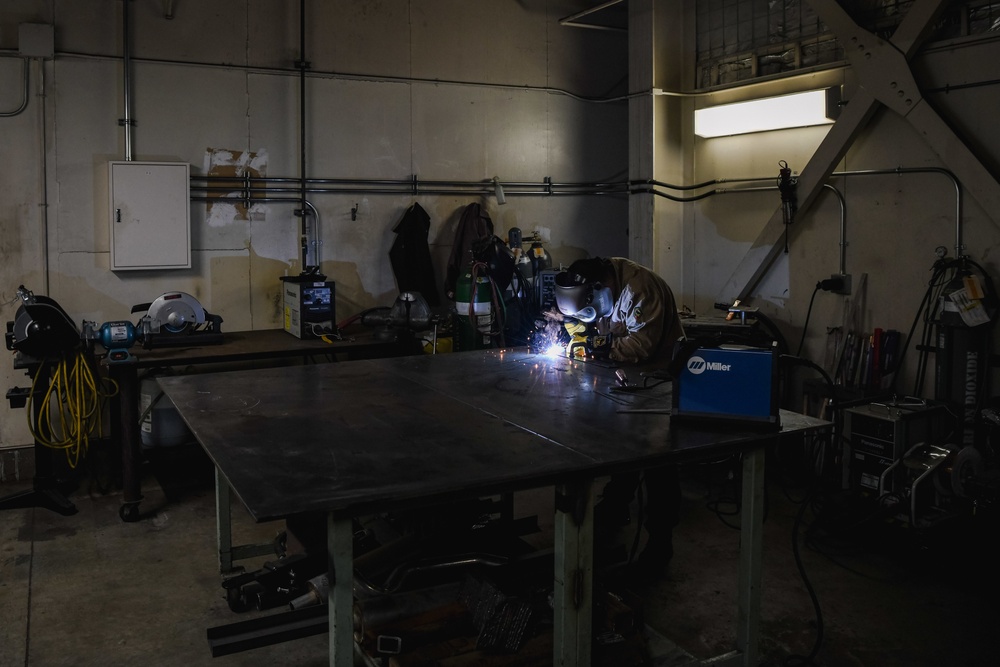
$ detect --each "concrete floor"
[1,443,998,667]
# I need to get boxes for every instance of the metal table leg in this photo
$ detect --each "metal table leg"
[114,363,143,521]
[553,478,594,667]
[736,446,766,667]
[216,468,234,573]
[327,513,354,667]
[214,468,278,573]
[705,446,767,667]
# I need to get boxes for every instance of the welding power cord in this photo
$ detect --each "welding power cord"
[775,353,840,665]
[796,283,822,357]
[783,486,825,667]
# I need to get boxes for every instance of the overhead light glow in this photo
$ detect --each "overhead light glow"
[694,88,839,138]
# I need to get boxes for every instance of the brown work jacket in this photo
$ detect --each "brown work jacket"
[595,257,685,367]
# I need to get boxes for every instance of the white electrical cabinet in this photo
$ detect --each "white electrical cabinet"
[109,161,191,270]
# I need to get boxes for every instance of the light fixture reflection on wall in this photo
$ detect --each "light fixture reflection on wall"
[694,87,841,138]
[493,176,507,205]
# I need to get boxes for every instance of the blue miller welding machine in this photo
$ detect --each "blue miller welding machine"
[671,344,781,430]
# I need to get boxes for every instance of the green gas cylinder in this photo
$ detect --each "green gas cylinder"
[455,271,493,350]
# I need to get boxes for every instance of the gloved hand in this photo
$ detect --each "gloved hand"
[585,333,613,359]
[562,319,593,358]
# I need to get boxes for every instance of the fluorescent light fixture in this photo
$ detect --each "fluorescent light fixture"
[694,88,840,138]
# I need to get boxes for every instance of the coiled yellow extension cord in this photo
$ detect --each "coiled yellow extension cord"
[26,352,119,469]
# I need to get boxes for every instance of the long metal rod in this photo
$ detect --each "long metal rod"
[189,174,632,200]
[33,58,52,293]
[206,605,328,657]
[191,185,627,195]
[558,0,626,31]
[122,0,133,161]
[192,185,627,194]
[193,175,633,188]
[191,191,624,204]
[298,0,310,270]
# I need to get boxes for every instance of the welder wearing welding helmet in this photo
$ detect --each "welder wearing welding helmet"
[555,256,685,581]
[554,257,684,365]
[554,271,614,324]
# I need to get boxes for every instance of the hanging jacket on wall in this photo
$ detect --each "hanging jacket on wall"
[389,202,440,307]
[444,203,493,300]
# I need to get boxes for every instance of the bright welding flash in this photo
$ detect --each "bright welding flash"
[544,343,565,357]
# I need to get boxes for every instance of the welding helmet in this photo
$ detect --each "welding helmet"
[554,261,613,323]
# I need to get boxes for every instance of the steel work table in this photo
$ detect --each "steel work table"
[107,327,414,522]
[158,348,828,667]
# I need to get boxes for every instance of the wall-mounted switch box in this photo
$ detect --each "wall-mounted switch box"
[109,161,191,271]
[19,23,54,59]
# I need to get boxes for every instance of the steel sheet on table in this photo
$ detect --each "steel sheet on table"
[157,348,825,522]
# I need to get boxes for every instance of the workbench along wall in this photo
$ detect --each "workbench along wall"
[0,0,630,449]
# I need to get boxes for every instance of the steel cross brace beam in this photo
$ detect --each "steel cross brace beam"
[717,0,1000,307]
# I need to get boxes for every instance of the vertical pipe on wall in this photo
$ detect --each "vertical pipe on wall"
[39,59,51,293]
[295,0,317,273]
[121,0,134,161]
[822,183,847,276]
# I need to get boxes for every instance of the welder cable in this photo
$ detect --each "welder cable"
[753,309,791,355]
[780,354,841,478]
[702,453,773,530]
[912,257,999,398]
[470,262,507,344]
[137,389,165,427]
[640,374,670,389]
[903,260,957,396]
[796,283,822,357]
[489,277,507,347]
[337,306,386,330]
[911,266,948,395]
[906,261,949,395]
[505,267,536,344]
[783,486,824,667]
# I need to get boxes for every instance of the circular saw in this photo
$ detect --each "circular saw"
[131,292,224,348]
[146,292,206,333]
